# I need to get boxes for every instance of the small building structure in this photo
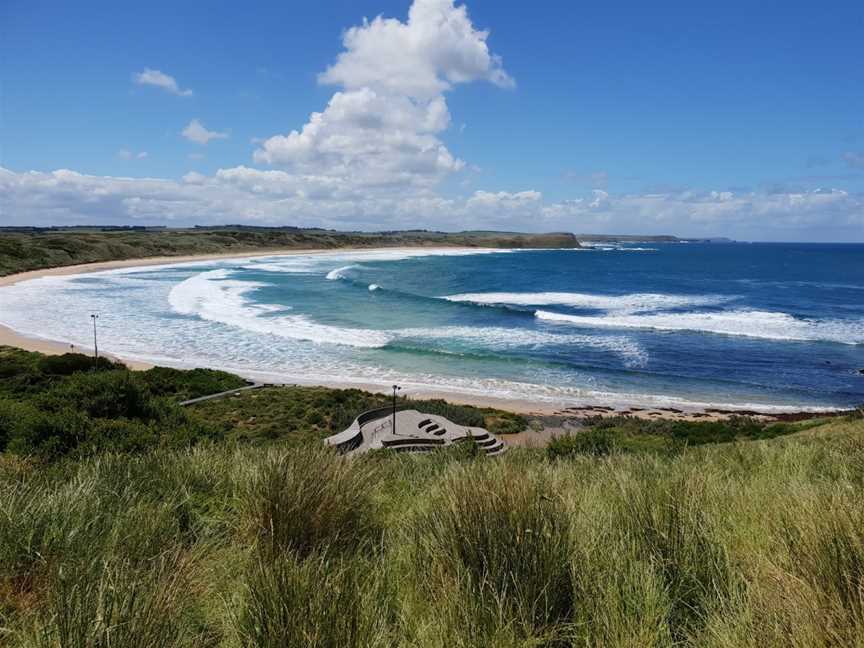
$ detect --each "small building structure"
[324,407,507,457]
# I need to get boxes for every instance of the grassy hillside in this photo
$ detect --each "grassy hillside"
[1,346,863,646]
[0,227,581,276]
[0,347,526,459]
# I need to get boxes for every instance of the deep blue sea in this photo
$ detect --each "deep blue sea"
[2,243,863,411]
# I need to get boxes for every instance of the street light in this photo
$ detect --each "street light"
[90,314,99,369]
[392,384,401,435]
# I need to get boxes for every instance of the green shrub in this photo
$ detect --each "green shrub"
[138,366,247,401]
[4,407,90,459]
[483,411,528,435]
[0,398,22,451]
[584,415,791,447]
[38,371,156,421]
[36,353,120,376]
[82,419,159,455]
[547,429,616,459]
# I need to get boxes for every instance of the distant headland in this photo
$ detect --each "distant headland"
[0,226,732,277]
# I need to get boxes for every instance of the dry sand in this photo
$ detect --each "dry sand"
[0,249,835,421]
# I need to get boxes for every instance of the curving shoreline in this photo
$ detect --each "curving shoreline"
[0,248,848,420]
[0,248,355,369]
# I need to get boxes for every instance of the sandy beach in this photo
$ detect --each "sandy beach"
[0,248,358,370]
[0,246,453,372]
[0,249,844,422]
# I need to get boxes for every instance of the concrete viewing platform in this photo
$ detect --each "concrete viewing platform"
[324,407,507,457]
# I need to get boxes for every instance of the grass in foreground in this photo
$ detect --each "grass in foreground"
[2,346,863,646]
[1,422,864,646]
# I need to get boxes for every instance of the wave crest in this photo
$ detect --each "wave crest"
[536,309,864,345]
[444,291,728,313]
[325,265,359,281]
[169,270,390,348]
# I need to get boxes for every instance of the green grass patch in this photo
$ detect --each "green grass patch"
[2,346,864,646]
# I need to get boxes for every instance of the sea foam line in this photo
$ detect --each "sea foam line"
[325,265,359,280]
[168,270,390,348]
[250,247,516,276]
[444,291,728,313]
[536,309,864,345]
[399,326,648,367]
[167,269,649,362]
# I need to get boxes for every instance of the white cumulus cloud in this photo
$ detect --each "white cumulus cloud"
[2,166,862,241]
[253,0,511,193]
[319,0,513,100]
[5,1,863,241]
[253,90,461,189]
[182,119,229,145]
[134,68,193,96]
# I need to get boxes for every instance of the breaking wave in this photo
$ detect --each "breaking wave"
[169,270,391,348]
[536,309,864,345]
[167,270,650,362]
[325,265,359,280]
[398,326,647,367]
[444,291,729,313]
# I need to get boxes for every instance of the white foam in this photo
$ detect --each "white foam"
[247,247,514,276]
[444,292,727,313]
[168,270,390,348]
[216,365,836,414]
[536,309,864,345]
[368,284,381,292]
[325,265,359,280]
[398,326,648,367]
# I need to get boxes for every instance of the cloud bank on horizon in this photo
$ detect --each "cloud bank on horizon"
[1,0,862,241]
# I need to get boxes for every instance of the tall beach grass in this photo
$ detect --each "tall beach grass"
[1,422,863,646]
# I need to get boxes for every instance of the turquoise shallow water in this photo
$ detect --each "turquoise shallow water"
[1,243,862,410]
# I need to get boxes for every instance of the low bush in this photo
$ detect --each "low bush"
[483,411,529,435]
[37,370,157,421]
[3,405,90,459]
[138,366,247,401]
[547,429,617,459]
[0,352,226,459]
[36,353,120,376]
[584,415,794,446]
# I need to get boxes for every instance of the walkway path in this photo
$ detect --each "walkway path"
[179,382,267,406]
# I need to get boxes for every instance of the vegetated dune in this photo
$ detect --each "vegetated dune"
[0,227,582,276]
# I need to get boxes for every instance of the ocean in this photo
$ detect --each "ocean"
[1,242,863,411]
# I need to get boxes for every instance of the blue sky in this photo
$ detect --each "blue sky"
[1,0,862,240]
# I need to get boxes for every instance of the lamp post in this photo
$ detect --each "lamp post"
[392,384,401,435]
[90,314,99,369]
